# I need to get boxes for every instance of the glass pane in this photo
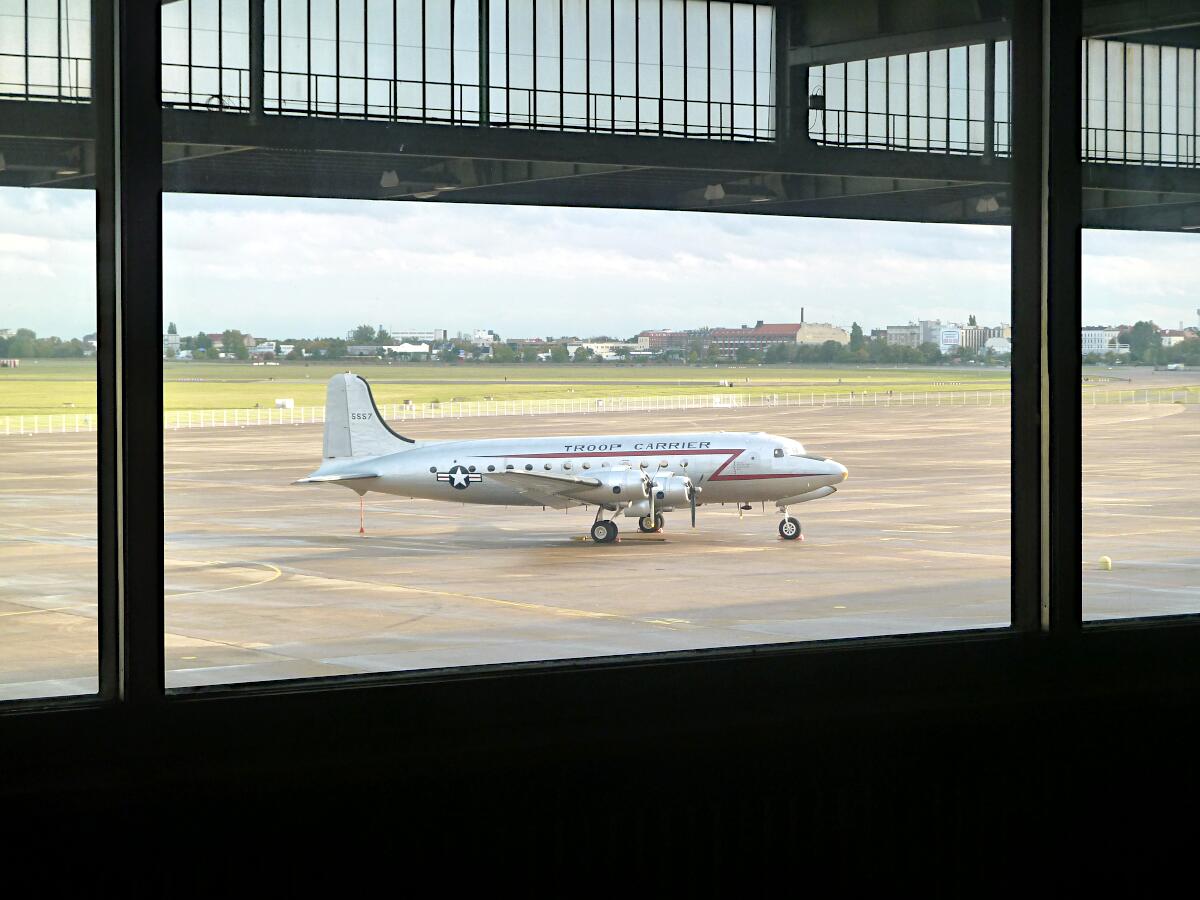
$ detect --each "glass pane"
[162,0,1012,689]
[0,0,98,699]
[1082,230,1200,619]
[1081,3,1200,621]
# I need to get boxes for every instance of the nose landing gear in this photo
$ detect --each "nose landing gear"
[778,514,802,541]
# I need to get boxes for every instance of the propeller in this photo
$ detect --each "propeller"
[689,478,701,528]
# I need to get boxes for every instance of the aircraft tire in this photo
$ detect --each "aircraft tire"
[591,520,618,543]
[779,517,802,540]
[638,514,665,533]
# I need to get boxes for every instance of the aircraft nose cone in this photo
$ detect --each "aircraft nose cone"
[830,460,848,482]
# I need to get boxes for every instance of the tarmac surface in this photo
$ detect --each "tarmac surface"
[1,400,1197,699]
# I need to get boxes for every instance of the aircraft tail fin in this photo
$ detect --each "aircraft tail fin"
[323,373,415,459]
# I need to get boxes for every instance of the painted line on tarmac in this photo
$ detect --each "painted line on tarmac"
[274,565,698,630]
[0,520,94,539]
[0,603,95,618]
[165,562,283,599]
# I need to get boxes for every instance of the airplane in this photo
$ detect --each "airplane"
[297,373,848,543]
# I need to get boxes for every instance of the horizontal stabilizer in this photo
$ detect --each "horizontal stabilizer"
[293,472,380,485]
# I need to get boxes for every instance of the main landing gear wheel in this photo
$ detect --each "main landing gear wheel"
[638,514,665,533]
[591,520,619,544]
[779,517,802,541]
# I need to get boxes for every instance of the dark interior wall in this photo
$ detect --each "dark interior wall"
[4,623,1199,881]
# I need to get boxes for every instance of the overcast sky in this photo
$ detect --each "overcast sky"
[2,187,1197,341]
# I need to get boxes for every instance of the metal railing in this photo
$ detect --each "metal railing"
[6,387,1198,437]
[808,37,1200,169]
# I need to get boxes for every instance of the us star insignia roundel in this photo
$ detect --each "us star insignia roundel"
[436,465,483,490]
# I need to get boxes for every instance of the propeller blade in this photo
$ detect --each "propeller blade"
[690,485,697,527]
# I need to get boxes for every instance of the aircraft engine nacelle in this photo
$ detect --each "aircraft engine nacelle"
[650,474,693,510]
[578,468,650,506]
[622,499,653,518]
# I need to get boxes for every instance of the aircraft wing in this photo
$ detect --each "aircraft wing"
[485,470,602,509]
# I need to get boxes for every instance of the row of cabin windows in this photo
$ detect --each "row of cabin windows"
[433,460,693,473]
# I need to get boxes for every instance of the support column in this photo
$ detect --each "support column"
[250,0,265,123]
[774,2,791,142]
[479,0,490,127]
[95,0,165,701]
[1010,0,1082,633]
[983,39,996,163]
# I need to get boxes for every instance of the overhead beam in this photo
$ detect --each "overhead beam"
[158,107,1007,183]
[788,20,1011,66]
[1083,2,1200,39]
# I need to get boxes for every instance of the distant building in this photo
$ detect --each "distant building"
[205,332,255,351]
[390,328,447,343]
[939,328,963,355]
[1160,329,1190,348]
[163,332,181,356]
[709,321,849,358]
[1081,327,1130,355]
[565,341,639,361]
[636,329,696,350]
[959,326,988,351]
[471,329,497,346]
[348,343,430,357]
[984,337,1012,354]
[796,323,851,346]
[0,328,15,340]
[886,320,942,348]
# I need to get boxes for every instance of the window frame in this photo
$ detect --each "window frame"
[6,0,1192,720]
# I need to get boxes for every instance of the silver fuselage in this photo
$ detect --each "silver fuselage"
[316,431,847,508]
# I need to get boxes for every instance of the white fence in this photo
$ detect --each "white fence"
[2,387,1197,436]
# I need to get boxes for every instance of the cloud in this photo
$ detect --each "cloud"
[154,196,1023,336]
[0,191,96,337]
[2,187,1197,340]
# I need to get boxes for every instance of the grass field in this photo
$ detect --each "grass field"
[0,359,1017,416]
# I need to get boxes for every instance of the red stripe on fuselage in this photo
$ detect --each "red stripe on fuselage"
[477,448,823,482]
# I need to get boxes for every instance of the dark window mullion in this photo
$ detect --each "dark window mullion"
[1010,0,1082,634]
[95,0,166,703]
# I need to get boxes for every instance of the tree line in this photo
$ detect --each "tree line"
[0,329,90,358]
[1082,321,1200,366]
